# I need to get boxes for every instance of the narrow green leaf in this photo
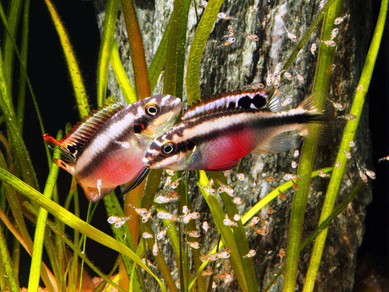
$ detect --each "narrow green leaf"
[141,170,179,292]
[0,224,19,292]
[303,0,388,290]
[0,152,55,291]
[148,19,171,91]
[197,170,248,292]
[282,1,344,290]
[97,0,120,107]
[209,172,258,292]
[16,0,30,131]
[0,45,39,190]
[111,41,137,104]
[163,0,190,98]
[2,0,22,91]
[44,0,90,117]
[28,132,61,292]
[103,193,144,291]
[0,168,167,292]
[142,220,179,292]
[186,0,224,104]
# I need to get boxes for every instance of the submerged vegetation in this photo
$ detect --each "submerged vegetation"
[0,0,387,291]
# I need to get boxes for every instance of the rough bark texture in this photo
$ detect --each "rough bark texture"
[93,0,372,291]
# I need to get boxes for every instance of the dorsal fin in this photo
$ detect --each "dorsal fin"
[56,103,124,160]
[182,89,270,120]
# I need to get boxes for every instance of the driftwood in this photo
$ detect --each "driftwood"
[93,0,372,291]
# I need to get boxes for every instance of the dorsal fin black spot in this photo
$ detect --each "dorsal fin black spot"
[252,94,267,108]
[237,95,252,109]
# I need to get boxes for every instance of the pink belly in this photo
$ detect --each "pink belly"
[201,128,257,170]
[77,151,144,190]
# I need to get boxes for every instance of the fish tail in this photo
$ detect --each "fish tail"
[296,94,334,144]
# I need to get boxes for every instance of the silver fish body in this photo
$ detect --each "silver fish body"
[143,91,327,171]
[45,94,182,201]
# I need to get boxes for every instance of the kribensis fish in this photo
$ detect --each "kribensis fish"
[44,95,182,202]
[143,90,329,171]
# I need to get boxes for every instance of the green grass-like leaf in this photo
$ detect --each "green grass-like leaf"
[2,0,22,92]
[148,19,171,92]
[197,170,250,292]
[186,0,225,104]
[302,0,388,290]
[0,168,167,291]
[0,45,39,189]
[44,0,90,117]
[96,0,120,107]
[282,1,344,290]
[16,0,30,131]
[27,132,61,292]
[209,171,258,292]
[0,218,20,292]
[164,0,190,98]
[111,41,137,104]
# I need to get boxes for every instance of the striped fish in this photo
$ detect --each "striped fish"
[143,91,328,171]
[44,95,182,202]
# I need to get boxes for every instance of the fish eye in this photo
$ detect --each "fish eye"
[145,103,160,117]
[162,142,176,156]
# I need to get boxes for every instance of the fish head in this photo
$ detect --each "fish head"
[143,130,197,170]
[135,94,182,141]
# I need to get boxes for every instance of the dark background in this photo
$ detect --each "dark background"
[16,0,389,287]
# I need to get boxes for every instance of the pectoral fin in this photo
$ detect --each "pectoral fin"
[252,131,301,155]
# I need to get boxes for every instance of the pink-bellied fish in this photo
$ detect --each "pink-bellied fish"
[143,90,329,171]
[44,95,182,202]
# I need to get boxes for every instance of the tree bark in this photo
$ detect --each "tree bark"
[93,0,372,291]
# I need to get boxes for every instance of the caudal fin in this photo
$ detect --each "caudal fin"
[296,94,334,145]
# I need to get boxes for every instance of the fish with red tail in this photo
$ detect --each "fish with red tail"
[143,90,330,171]
[44,95,182,202]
